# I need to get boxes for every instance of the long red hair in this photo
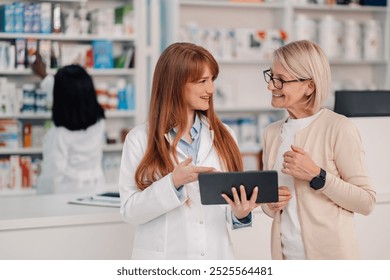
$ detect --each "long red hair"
[135,42,243,190]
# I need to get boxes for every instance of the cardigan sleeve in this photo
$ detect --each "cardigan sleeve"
[260,125,277,218]
[320,118,376,215]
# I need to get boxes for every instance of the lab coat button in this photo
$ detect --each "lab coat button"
[199,221,203,224]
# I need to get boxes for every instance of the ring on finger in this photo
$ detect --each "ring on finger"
[236,202,241,205]
[273,203,277,209]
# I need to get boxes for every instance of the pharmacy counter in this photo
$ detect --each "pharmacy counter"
[1,192,389,260]
[0,193,134,260]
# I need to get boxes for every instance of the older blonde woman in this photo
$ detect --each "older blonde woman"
[261,40,376,260]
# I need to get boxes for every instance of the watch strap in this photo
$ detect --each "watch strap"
[310,168,326,190]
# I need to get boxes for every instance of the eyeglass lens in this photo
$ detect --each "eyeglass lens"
[264,70,283,89]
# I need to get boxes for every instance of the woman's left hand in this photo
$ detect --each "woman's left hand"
[222,185,259,219]
[282,145,320,181]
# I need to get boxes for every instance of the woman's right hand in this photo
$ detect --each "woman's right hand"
[31,52,47,79]
[171,157,215,188]
[267,186,291,211]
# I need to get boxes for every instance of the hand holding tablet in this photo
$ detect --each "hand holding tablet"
[221,184,259,219]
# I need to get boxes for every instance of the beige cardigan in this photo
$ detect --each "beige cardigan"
[261,109,376,260]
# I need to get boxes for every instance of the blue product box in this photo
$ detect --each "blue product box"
[13,2,24,33]
[40,2,52,34]
[23,3,33,33]
[0,5,14,33]
[92,40,114,69]
[32,3,41,33]
[126,83,135,110]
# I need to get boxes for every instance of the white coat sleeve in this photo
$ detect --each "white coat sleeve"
[40,75,54,109]
[119,126,187,225]
[37,128,68,194]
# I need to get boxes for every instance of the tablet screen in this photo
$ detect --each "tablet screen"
[198,170,278,205]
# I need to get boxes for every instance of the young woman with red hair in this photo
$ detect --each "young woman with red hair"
[119,42,259,259]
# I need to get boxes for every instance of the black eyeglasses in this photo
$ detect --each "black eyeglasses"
[263,69,311,90]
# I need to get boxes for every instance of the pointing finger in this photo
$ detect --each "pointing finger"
[191,166,215,176]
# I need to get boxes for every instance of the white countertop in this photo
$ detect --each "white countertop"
[0,193,123,231]
[1,191,388,232]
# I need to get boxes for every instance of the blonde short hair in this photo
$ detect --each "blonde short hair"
[273,40,331,111]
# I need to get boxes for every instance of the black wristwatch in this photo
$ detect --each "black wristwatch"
[309,168,326,190]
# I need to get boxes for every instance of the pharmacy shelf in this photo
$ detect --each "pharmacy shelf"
[0,32,135,42]
[329,59,387,65]
[103,144,123,153]
[0,148,43,155]
[84,69,136,76]
[171,0,389,91]
[0,110,135,120]
[104,110,136,118]
[0,68,135,76]
[43,0,88,3]
[292,3,387,13]
[217,59,273,65]
[0,113,51,119]
[0,144,123,155]
[0,0,159,198]
[180,0,284,10]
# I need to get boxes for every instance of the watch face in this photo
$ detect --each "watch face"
[311,177,325,189]
[310,168,326,190]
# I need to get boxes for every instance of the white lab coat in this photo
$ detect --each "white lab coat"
[40,74,54,109]
[37,119,106,195]
[119,116,237,260]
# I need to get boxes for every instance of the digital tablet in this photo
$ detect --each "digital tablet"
[198,170,278,205]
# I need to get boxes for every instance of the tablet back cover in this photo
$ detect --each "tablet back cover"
[198,170,278,205]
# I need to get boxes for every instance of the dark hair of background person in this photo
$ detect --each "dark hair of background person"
[52,64,105,130]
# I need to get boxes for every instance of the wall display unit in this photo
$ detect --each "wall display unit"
[0,0,160,195]
[161,0,390,167]
[289,1,390,98]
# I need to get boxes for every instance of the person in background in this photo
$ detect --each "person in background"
[261,40,376,259]
[36,62,106,194]
[119,42,262,260]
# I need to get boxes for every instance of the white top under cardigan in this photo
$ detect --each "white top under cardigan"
[275,110,322,260]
